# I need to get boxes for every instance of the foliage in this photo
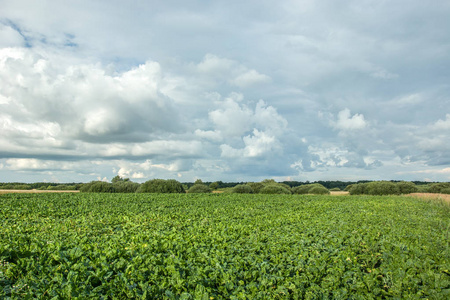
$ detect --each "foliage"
[292,183,329,195]
[330,187,341,191]
[113,181,140,193]
[292,185,311,194]
[259,184,292,194]
[428,182,450,194]
[232,184,254,194]
[366,181,400,196]
[79,181,115,193]
[136,179,185,193]
[1,193,449,298]
[46,185,77,191]
[349,181,420,195]
[348,183,369,195]
[396,181,418,194]
[111,175,130,184]
[246,182,264,194]
[308,185,330,195]
[209,182,220,190]
[187,184,211,193]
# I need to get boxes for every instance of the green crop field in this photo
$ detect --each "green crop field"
[1,193,449,299]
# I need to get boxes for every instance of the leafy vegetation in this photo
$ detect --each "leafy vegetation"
[1,193,449,298]
[79,181,115,193]
[232,184,254,194]
[427,182,450,194]
[259,184,292,194]
[349,181,419,195]
[292,183,330,195]
[136,179,185,194]
[2,180,448,196]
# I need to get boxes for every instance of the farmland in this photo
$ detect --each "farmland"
[1,193,449,299]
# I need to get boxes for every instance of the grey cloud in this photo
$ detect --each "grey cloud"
[1,0,449,182]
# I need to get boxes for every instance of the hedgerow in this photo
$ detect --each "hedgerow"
[349,181,420,195]
[80,181,115,193]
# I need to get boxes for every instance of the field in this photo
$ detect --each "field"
[1,193,449,299]
[0,189,79,195]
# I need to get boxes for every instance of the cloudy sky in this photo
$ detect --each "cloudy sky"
[1,0,449,183]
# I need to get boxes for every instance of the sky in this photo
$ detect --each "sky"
[0,0,449,183]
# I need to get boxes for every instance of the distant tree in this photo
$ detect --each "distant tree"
[308,186,330,195]
[348,183,369,195]
[113,181,140,193]
[261,179,276,185]
[209,181,220,190]
[232,184,254,194]
[194,179,203,185]
[428,182,450,194]
[80,181,114,193]
[292,183,328,195]
[396,181,418,194]
[136,179,185,193]
[259,184,292,194]
[112,175,130,184]
[366,181,400,195]
[246,182,265,193]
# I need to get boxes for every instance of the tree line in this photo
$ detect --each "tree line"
[1,177,448,195]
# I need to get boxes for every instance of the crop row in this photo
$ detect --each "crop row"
[1,193,449,299]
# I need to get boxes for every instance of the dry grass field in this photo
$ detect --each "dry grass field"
[407,192,450,204]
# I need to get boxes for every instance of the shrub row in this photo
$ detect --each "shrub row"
[231,182,330,195]
[348,181,418,195]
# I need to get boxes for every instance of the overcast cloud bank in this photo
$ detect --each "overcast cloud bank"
[1,0,449,182]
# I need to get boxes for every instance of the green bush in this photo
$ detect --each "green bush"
[441,188,450,195]
[348,183,369,195]
[12,184,32,190]
[232,184,254,194]
[259,184,292,194]
[366,182,400,195]
[428,182,450,194]
[344,184,353,191]
[79,181,96,192]
[292,185,311,194]
[113,181,140,193]
[292,183,328,195]
[136,179,185,193]
[396,181,418,194]
[416,185,431,193]
[330,187,341,191]
[80,181,115,193]
[47,185,76,191]
[349,181,405,196]
[276,183,293,193]
[309,186,330,195]
[209,182,220,190]
[246,182,265,194]
[187,184,211,193]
